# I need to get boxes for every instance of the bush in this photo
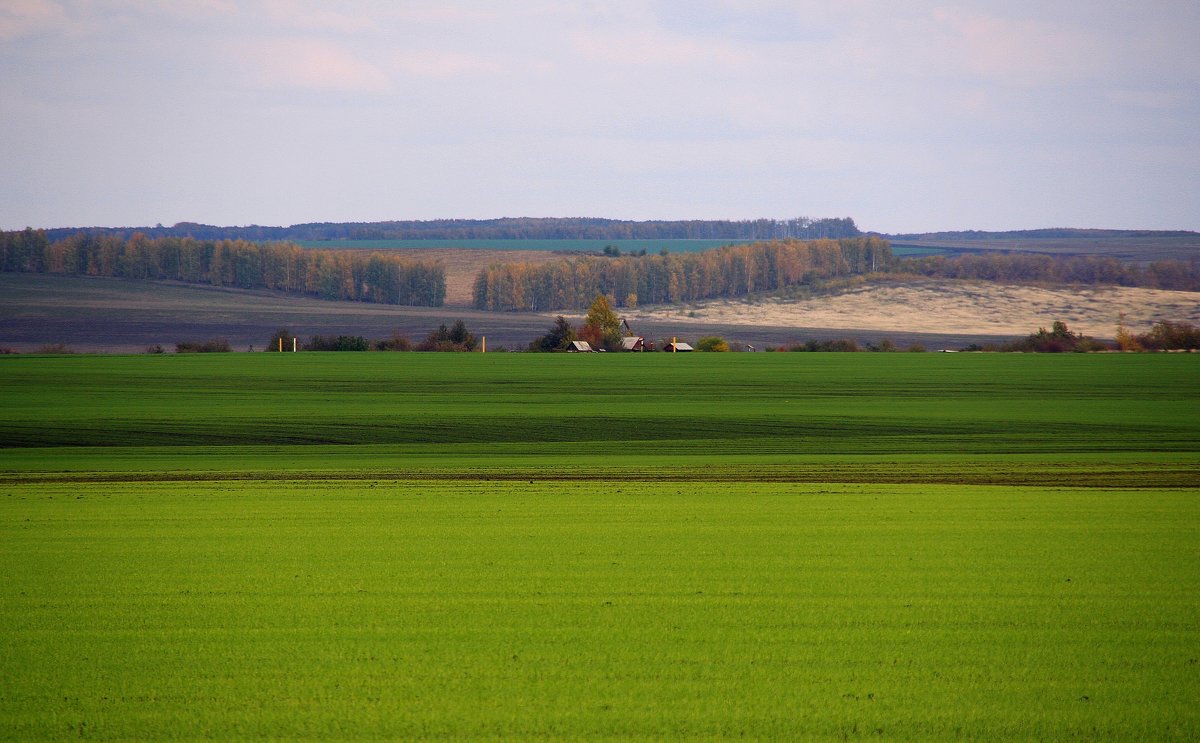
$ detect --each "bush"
[175,339,231,353]
[696,336,730,352]
[1137,320,1200,351]
[418,320,476,352]
[791,338,860,352]
[1002,321,1108,353]
[37,343,75,354]
[304,335,370,352]
[144,344,165,354]
[374,333,413,352]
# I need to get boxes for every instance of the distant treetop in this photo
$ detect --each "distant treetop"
[39,217,861,244]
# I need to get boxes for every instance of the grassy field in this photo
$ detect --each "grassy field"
[2,353,1198,739]
[293,238,945,257]
[889,235,1200,262]
[1,353,1197,480]
[293,238,756,253]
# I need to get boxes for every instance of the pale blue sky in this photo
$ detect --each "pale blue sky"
[2,0,1197,232]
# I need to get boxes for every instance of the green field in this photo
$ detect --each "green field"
[2,354,1198,739]
[293,238,755,253]
[888,235,1200,262]
[293,238,942,257]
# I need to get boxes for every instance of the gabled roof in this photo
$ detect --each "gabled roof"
[621,336,643,350]
[665,341,694,351]
[568,340,594,352]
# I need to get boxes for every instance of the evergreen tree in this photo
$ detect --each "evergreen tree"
[529,316,577,352]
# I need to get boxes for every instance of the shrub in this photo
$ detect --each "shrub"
[696,336,730,352]
[37,343,75,354]
[144,344,165,354]
[418,320,476,352]
[1137,320,1200,351]
[304,335,370,352]
[1115,314,1143,351]
[791,338,860,352]
[1002,321,1108,353]
[374,333,413,351]
[175,339,231,353]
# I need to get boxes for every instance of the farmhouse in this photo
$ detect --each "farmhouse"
[662,341,694,352]
[621,336,648,352]
[567,340,595,352]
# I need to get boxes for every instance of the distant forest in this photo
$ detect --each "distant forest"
[38,217,862,243]
[885,228,1199,240]
[473,238,892,311]
[0,229,445,306]
[474,238,1199,311]
[4,224,1196,312]
[895,252,1200,291]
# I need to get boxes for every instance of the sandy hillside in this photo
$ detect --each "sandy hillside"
[625,280,1200,338]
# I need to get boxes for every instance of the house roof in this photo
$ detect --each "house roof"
[666,342,694,351]
[568,340,594,351]
[621,337,643,349]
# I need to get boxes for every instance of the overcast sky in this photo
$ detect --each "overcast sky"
[2,0,1197,233]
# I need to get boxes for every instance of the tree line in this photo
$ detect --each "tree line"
[0,228,445,305]
[893,252,1200,291]
[37,217,861,243]
[887,228,1198,240]
[473,237,893,311]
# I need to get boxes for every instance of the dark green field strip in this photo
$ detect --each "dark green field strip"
[2,481,1197,739]
[1,354,1197,453]
[2,450,1197,488]
[1,412,1192,451]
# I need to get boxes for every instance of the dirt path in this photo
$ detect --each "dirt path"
[404,249,570,306]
